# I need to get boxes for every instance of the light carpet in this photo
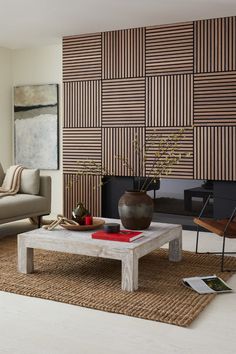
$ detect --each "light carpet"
[0,235,235,327]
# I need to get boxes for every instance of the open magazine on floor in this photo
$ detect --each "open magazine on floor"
[182,275,233,294]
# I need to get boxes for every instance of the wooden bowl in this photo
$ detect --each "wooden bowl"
[60,218,105,231]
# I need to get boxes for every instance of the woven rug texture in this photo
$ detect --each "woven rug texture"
[0,236,235,327]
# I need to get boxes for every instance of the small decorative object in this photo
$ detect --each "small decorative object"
[118,191,153,230]
[60,218,105,231]
[42,214,105,231]
[84,215,93,225]
[103,223,120,233]
[201,180,213,190]
[42,215,79,231]
[72,202,90,225]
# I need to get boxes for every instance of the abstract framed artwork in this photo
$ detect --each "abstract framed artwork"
[14,84,59,170]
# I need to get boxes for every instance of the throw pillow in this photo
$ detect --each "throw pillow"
[1,165,22,190]
[20,168,40,195]
[0,163,4,186]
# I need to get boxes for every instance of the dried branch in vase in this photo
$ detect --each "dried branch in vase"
[74,127,192,192]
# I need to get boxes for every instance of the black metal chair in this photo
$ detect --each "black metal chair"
[194,196,236,272]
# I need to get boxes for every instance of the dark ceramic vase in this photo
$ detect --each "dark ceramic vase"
[118,190,154,230]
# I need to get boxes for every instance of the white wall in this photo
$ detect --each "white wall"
[12,44,63,216]
[0,47,12,169]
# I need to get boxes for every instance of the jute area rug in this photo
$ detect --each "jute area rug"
[0,236,235,327]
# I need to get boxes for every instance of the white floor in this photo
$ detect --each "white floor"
[0,222,236,354]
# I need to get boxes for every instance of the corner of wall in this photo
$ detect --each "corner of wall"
[0,47,13,170]
[12,44,63,217]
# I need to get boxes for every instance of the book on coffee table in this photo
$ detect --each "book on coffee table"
[92,230,143,242]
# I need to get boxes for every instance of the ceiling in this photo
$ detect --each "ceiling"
[0,0,235,49]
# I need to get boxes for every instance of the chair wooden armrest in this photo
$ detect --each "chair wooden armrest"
[193,218,236,238]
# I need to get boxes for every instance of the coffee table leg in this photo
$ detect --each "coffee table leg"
[169,231,182,262]
[18,239,34,273]
[121,253,138,292]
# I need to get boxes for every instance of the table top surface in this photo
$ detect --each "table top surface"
[18,218,182,250]
[184,187,214,193]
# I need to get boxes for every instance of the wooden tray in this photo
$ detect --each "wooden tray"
[60,218,105,231]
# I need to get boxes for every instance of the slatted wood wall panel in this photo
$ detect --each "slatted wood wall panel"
[194,17,236,73]
[64,81,101,127]
[63,34,101,81]
[146,22,193,75]
[146,128,193,179]
[102,28,145,79]
[63,128,101,173]
[102,127,145,176]
[194,72,236,126]
[102,78,146,127]
[62,14,236,217]
[64,174,102,217]
[146,74,193,127]
[194,126,236,180]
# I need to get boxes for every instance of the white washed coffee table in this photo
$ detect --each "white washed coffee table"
[17,218,182,292]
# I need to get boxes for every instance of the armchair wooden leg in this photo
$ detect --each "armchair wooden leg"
[221,234,226,272]
[195,226,200,254]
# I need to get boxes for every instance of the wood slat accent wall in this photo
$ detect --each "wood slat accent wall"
[102,28,145,79]
[64,174,102,218]
[146,22,194,75]
[63,128,101,173]
[64,81,101,127]
[194,72,236,126]
[102,78,145,127]
[102,127,145,176]
[194,17,236,73]
[146,127,194,179]
[63,15,236,215]
[63,33,101,81]
[194,126,236,180]
[146,74,193,127]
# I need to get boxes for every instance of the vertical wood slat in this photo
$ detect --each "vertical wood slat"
[194,17,236,73]
[63,33,102,81]
[194,126,236,180]
[194,72,236,125]
[146,74,193,127]
[145,127,194,179]
[63,81,101,128]
[63,128,101,173]
[102,78,146,127]
[146,22,194,75]
[102,28,145,79]
[63,173,102,218]
[102,127,145,176]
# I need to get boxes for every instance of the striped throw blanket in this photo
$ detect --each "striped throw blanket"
[0,165,24,197]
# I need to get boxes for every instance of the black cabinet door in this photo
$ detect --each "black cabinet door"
[102,177,134,218]
[214,182,236,218]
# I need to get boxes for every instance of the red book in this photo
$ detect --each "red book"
[92,230,143,242]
